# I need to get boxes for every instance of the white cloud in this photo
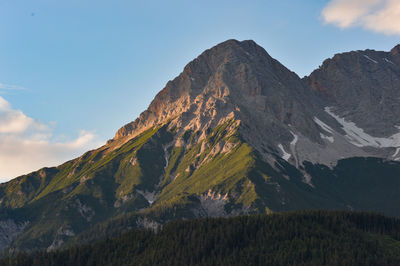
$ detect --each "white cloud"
[0,97,36,134]
[322,0,400,35]
[0,96,104,182]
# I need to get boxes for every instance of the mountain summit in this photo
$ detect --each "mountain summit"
[116,39,400,169]
[114,39,321,168]
[114,39,311,141]
[1,40,400,252]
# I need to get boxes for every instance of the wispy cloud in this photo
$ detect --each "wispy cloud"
[0,83,27,91]
[0,96,104,182]
[322,0,400,35]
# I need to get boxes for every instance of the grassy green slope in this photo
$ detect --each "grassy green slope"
[0,120,267,251]
[0,125,175,251]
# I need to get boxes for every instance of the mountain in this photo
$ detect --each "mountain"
[0,39,400,252]
[306,45,400,162]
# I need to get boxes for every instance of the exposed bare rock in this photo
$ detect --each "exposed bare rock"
[58,225,75,237]
[136,217,160,231]
[114,193,135,208]
[74,199,95,222]
[112,40,323,167]
[129,157,137,166]
[46,225,75,252]
[0,220,29,251]
[198,189,229,217]
[47,239,64,252]
[307,48,400,137]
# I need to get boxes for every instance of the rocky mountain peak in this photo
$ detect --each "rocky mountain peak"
[391,44,400,55]
[113,40,400,170]
[307,47,400,137]
[113,39,308,142]
[185,39,269,69]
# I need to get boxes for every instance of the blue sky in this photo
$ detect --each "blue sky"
[0,0,399,179]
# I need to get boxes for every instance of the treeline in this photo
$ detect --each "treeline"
[2,210,400,266]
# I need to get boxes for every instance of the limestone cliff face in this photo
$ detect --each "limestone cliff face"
[113,40,324,165]
[114,40,400,168]
[115,40,315,137]
[307,47,400,137]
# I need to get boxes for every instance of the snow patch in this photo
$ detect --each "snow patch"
[320,133,334,143]
[384,58,395,65]
[393,147,400,158]
[325,107,400,148]
[313,117,334,134]
[302,172,315,188]
[163,142,174,168]
[278,144,291,161]
[137,190,158,205]
[290,131,298,146]
[289,131,299,167]
[363,55,378,64]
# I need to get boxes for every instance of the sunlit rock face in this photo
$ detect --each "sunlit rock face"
[115,40,400,166]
